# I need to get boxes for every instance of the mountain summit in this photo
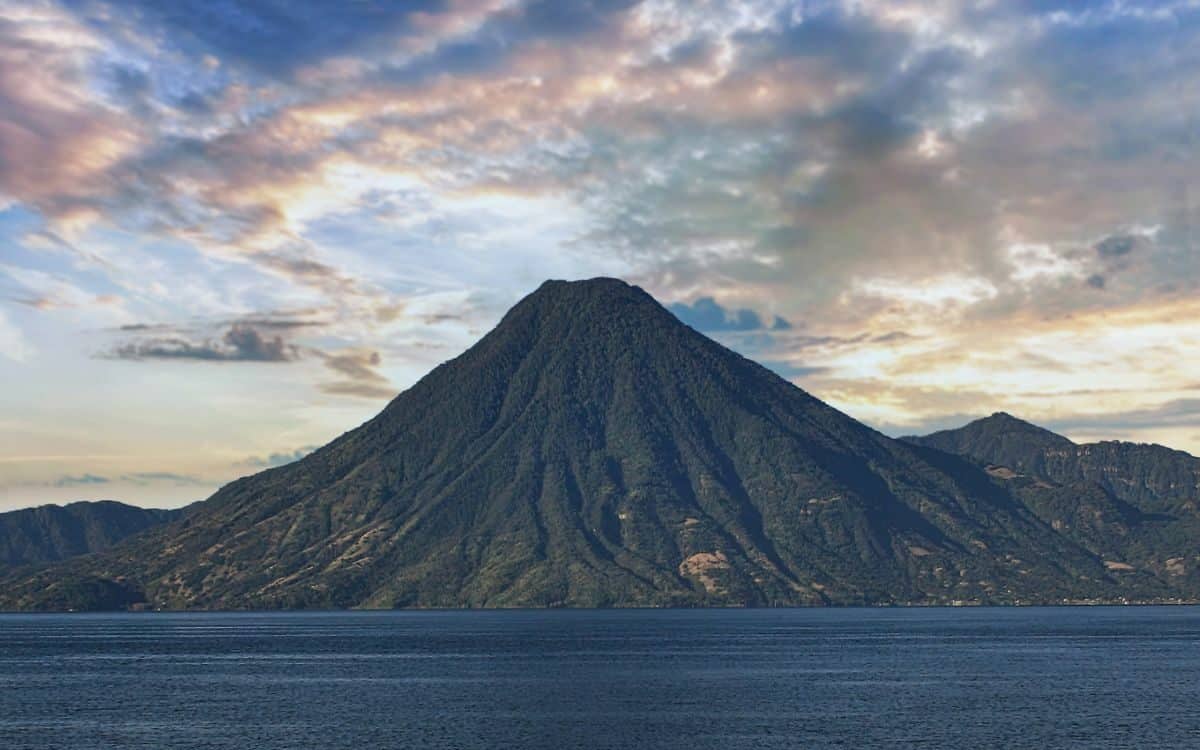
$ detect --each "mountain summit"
[2,278,1195,610]
[0,501,179,568]
[903,412,1075,475]
[904,412,1200,510]
[904,415,1200,585]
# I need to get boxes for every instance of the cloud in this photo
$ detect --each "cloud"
[871,331,916,344]
[95,0,458,77]
[0,4,141,225]
[1095,234,1138,258]
[117,312,326,335]
[1006,243,1089,285]
[1,0,1195,321]
[319,381,397,399]
[761,361,830,380]
[1043,399,1200,435]
[121,472,205,486]
[241,446,318,468]
[53,473,111,487]
[250,251,369,298]
[787,294,1200,452]
[108,323,297,362]
[117,323,173,332]
[226,317,324,330]
[1,264,128,320]
[669,297,791,332]
[8,296,56,310]
[314,348,395,399]
[222,324,295,360]
[101,312,398,401]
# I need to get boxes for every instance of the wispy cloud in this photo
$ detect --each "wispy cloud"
[670,297,791,332]
[53,473,111,487]
[240,446,318,469]
[314,348,395,399]
[1043,399,1200,435]
[121,472,206,486]
[107,323,298,362]
[49,471,206,488]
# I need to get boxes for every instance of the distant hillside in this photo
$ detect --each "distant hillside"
[0,501,180,567]
[2,280,1198,611]
[904,412,1200,513]
[904,414,1200,585]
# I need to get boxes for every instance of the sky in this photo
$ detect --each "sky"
[1,0,1198,511]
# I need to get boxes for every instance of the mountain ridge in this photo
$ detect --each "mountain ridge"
[0,500,181,568]
[903,414,1200,585]
[1,278,1196,611]
[903,412,1200,511]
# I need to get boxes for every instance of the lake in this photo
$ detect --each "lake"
[1,607,1198,749]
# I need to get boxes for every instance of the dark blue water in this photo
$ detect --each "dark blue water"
[2,608,1199,749]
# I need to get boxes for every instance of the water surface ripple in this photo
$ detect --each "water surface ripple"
[2,607,1198,749]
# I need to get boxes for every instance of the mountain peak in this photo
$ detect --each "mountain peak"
[915,411,1074,449]
[480,276,685,356]
[536,276,638,293]
[977,411,1049,431]
[516,277,660,319]
[903,411,1075,478]
[10,279,1192,611]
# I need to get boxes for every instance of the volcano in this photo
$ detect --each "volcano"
[2,278,1193,610]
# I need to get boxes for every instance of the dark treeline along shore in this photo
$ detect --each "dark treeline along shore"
[1,278,1198,611]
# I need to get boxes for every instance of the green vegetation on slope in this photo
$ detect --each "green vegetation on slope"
[904,413,1200,590]
[0,501,180,567]
[2,281,1196,611]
